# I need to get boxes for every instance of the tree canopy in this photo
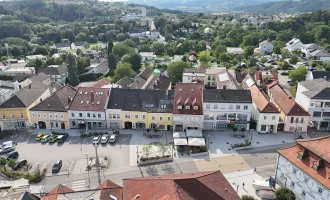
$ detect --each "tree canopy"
[113,62,136,82]
[167,61,191,84]
[289,66,308,82]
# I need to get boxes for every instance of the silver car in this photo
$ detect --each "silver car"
[100,134,109,144]
[109,134,117,143]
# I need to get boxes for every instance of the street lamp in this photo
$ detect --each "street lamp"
[94,144,102,185]
[85,153,90,189]
[250,129,253,142]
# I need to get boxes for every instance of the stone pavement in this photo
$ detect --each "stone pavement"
[224,169,266,200]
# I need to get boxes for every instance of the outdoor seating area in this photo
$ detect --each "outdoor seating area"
[173,130,207,156]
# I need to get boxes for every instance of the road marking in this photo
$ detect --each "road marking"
[72,180,85,191]
[68,161,74,172]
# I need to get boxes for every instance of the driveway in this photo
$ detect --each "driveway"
[277,70,293,97]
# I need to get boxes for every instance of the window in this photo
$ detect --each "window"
[325,102,330,108]
[206,104,210,109]
[213,104,218,109]
[142,115,146,119]
[79,113,82,117]
[264,116,267,120]
[108,114,112,119]
[313,112,322,117]
[112,114,116,119]
[193,106,198,110]
[271,116,275,120]
[228,113,236,120]
[160,105,167,109]
[290,181,295,188]
[168,117,171,121]
[51,122,54,128]
[55,114,58,119]
[301,191,306,197]
[32,112,35,117]
[236,105,240,110]
[304,177,308,183]
[116,114,120,119]
[280,173,285,179]
[49,114,52,118]
[125,114,130,119]
[300,117,304,123]
[38,113,41,118]
[160,116,163,121]
[323,112,330,117]
[72,121,76,126]
[87,113,91,117]
[293,168,297,174]
[93,114,96,118]
[261,125,267,131]
[135,115,138,119]
[152,116,155,120]
[55,122,58,128]
[318,187,323,194]
[315,101,323,108]
[98,114,101,118]
[243,105,248,110]
[98,122,102,127]
[237,114,248,121]
[178,105,182,110]
[20,113,24,118]
[185,106,190,109]
[71,113,75,117]
[290,117,294,123]
[228,105,233,110]
[2,114,5,119]
[310,103,314,107]
[93,122,97,127]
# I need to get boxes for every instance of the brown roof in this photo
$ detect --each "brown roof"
[97,180,122,190]
[249,85,279,113]
[173,83,203,115]
[69,87,109,111]
[268,83,309,116]
[93,78,111,88]
[123,171,240,200]
[48,184,74,195]
[277,136,330,189]
[146,74,171,90]
[215,69,241,89]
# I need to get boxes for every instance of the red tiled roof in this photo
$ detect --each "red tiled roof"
[48,184,74,195]
[69,87,109,111]
[249,85,279,113]
[271,72,278,81]
[100,188,123,200]
[173,83,203,115]
[97,180,122,189]
[255,71,261,81]
[268,83,309,116]
[277,136,330,189]
[123,171,240,200]
[93,78,111,88]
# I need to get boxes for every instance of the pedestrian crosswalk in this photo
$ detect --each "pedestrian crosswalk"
[71,180,86,191]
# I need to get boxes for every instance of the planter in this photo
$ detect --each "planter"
[233,145,252,151]
[138,157,173,166]
[190,151,209,157]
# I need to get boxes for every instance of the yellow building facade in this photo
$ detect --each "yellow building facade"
[29,111,70,130]
[0,108,29,130]
[121,111,173,130]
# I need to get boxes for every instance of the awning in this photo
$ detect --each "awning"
[173,132,186,138]
[174,138,188,146]
[188,138,206,146]
[186,129,203,137]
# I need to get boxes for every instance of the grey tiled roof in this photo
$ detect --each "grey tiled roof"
[38,64,68,75]
[28,72,49,82]
[203,89,252,103]
[303,88,330,100]
[311,71,330,80]
[299,78,330,91]
[107,88,173,113]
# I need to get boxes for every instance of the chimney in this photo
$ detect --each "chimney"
[90,91,94,103]
[68,97,72,105]
[28,84,31,89]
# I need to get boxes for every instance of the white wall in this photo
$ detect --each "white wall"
[287,41,303,52]
[173,114,203,130]
[320,57,330,61]
[105,109,122,129]
[276,155,330,200]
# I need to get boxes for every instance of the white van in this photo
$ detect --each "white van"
[0,141,15,154]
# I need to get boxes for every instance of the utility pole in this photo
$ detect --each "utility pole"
[94,145,102,185]
[85,153,90,189]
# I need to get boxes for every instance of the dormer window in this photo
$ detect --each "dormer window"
[312,163,318,170]
[193,106,198,110]
[178,105,182,110]
[297,153,303,160]
[185,106,190,109]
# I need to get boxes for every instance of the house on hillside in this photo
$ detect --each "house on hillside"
[38,64,68,84]
[139,52,156,62]
[227,47,244,55]
[52,43,71,50]
[286,38,303,52]
[71,42,85,49]
[301,43,325,58]
[258,40,274,54]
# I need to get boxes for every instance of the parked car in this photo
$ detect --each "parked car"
[109,134,118,143]
[281,71,289,75]
[308,121,314,127]
[113,130,120,135]
[13,159,27,170]
[41,135,51,143]
[35,134,46,141]
[0,146,14,154]
[57,134,68,143]
[287,80,296,86]
[7,151,19,159]
[49,135,58,143]
[52,160,62,173]
[101,134,109,144]
[92,136,101,145]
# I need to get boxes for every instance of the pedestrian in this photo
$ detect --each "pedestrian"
[254,165,257,173]
[242,182,245,188]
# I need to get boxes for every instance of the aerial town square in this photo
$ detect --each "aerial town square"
[1,0,330,199]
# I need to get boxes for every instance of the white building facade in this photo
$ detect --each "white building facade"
[68,110,107,130]
[286,38,303,52]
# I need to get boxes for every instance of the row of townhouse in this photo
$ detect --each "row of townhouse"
[0,81,311,133]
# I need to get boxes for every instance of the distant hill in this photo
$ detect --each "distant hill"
[236,0,330,14]
[127,0,280,13]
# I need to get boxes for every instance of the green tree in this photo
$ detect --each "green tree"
[116,33,127,41]
[123,39,136,48]
[275,188,295,200]
[138,44,151,52]
[108,53,117,71]
[108,40,114,54]
[244,46,254,58]
[281,61,291,71]
[130,53,142,72]
[33,45,48,55]
[199,62,211,69]
[77,57,90,74]
[142,144,152,159]
[289,55,298,64]
[7,159,16,169]
[219,53,231,63]
[0,157,6,172]
[213,45,227,58]
[198,51,211,63]
[158,142,169,157]
[152,42,165,56]
[259,57,268,63]
[113,62,135,82]
[67,53,79,86]
[113,43,134,58]
[289,66,307,82]
[274,45,281,54]
[242,195,256,200]
[75,32,86,41]
[167,61,191,84]
[281,49,290,59]
[247,57,257,67]
[324,61,330,71]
